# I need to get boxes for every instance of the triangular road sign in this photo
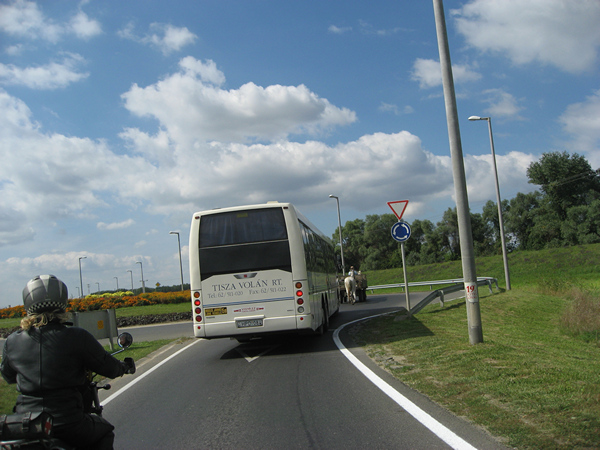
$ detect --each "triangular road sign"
[387,200,409,221]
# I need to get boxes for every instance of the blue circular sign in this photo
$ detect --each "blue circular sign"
[391,221,411,242]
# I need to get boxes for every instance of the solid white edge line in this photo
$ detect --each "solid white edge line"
[333,313,478,450]
[102,338,202,406]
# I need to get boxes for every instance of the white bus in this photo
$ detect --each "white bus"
[189,202,340,340]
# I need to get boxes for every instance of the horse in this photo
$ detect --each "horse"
[344,276,357,305]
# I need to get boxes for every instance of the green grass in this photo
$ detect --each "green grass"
[367,243,600,292]
[108,302,190,317]
[350,244,600,449]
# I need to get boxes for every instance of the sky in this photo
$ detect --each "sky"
[0,0,599,307]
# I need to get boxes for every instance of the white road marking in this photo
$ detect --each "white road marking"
[102,338,202,406]
[333,313,477,450]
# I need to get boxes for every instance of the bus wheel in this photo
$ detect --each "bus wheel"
[322,301,329,332]
[316,301,328,335]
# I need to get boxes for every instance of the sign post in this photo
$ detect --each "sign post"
[389,201,411,314]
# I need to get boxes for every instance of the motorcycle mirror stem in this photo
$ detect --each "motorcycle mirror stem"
[111,332,134,355]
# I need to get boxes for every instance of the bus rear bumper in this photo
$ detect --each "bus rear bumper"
[195,314,315,339]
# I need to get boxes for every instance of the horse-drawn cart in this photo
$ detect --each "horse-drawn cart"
[338,272,368,303]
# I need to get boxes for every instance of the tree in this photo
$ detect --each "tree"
[526,151,600,220]
[504,191,543,250]
[335,218,366,270]
[561,199,600,245]
[482,199,510,253]
[404,219,435,265]
[436,208,460,260]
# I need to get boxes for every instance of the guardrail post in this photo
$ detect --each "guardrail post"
[439,291,445,307]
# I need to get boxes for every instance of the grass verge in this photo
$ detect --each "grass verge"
[350,287,600,449]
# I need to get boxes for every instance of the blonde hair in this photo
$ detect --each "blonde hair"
[21,310,71,331]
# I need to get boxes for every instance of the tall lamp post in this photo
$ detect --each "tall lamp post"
[170,231,184,291]
[78,256,87,299]
[136,261,146,293]
[328,194,345,275]
[127,270,133,291]
[468,115,511,290]
[114,277,119,291]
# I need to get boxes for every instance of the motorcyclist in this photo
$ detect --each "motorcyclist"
[1,275,136,450]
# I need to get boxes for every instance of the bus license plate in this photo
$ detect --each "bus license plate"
[236,319,263,328]
[205,307,227,316]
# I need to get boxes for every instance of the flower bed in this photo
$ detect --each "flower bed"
[0,291,190,318]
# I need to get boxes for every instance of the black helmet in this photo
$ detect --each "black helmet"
[22,275,68,314]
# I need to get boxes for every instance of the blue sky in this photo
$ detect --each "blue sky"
[1,0,599,307]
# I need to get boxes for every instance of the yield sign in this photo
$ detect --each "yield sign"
[387,200,409,221]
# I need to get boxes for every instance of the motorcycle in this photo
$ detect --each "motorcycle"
[0,332,135,450]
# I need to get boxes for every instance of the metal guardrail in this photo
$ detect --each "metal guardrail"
[368,277,498,292]
[368,277,499,316]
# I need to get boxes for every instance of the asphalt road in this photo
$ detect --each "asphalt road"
[99,293,507,450]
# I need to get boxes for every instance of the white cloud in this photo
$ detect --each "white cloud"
[0,0,101,43]
[358,20,403,36]
[559,89,600,167]
[411,58,481,89]
[328,25,352,34]
[0,53,88,89]
[121,57,357,143]
[97,219,135,230]
[0,89,154,246]
[0,59,538,254]
[179,57,225,86]
[453,0,600,74]
[118,22,197,55]
[481,88,524,119]
[69,10,102,39]
[465,151,537,205]
[379,103,414,115]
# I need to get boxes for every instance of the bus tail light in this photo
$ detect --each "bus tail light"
[195,315,202,322]
[295,281,305,312]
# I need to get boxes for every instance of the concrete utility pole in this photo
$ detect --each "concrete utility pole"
[433,0,483,344]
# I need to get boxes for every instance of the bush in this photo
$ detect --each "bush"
[0,305,25,319]
[559,287,600,343]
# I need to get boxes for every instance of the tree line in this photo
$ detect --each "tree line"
[332,151,600,270]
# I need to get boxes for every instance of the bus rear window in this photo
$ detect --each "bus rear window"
[199,208,288,248]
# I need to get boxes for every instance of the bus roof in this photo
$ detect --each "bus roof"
[192,202,331,243]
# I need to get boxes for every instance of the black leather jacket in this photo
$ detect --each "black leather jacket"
[1,320,127,426]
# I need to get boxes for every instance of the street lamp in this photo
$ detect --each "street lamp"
[468,115,511,290]
[328,194,345,275]
[96,282,100,292]
[136,261,146,293]
[114,277,119,291]
[170,231,184,291]
[127,270,133,291]
[78,256,87,299]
